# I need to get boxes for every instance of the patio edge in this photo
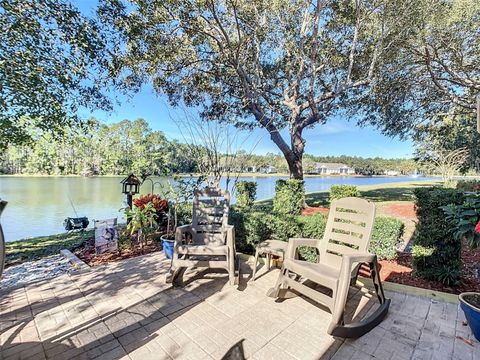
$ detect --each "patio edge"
[60,249,91,273]
[239,253,459,304]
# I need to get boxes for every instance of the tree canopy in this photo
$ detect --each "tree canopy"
[98,0,419,179]
[0,117,418,176]
[0,0,109,149]
[411,0,479,111]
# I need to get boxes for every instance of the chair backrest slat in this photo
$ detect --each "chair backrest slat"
[191,187,230,245]
[319,197,375,269]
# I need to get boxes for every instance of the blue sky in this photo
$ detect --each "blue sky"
[75,1,414,159]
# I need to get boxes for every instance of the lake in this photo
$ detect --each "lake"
[0,175,435,241]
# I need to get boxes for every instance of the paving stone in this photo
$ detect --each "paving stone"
[1,253,473,360]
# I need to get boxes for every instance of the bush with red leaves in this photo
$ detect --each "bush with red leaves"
[133,194,169,221]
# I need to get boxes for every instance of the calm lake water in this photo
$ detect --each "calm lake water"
[0,175,435,241]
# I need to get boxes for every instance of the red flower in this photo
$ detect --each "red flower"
[474,185,480,191]
[475,221,480,234]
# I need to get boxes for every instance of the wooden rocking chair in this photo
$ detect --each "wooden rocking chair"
[166,187,239,286]
[268,197,390,338]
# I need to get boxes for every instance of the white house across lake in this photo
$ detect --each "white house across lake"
[313,163,355,175]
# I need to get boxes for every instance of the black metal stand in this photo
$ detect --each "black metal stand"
[127,193,133,224]
[0,200,7,280]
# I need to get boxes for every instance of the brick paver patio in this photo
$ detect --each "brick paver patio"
[1,252,479,360]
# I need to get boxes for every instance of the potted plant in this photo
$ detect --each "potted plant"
[158,175,204,259]
[443,194,480,340]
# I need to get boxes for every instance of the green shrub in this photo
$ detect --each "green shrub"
[456,179,480,192]
[412,187,465,285]
[297,213,327,239]
[245,212,274,245]
[296,214,327,262]
[230,206,405,264]
[329,185,360,202]
[229,210,273,253]
[273,179,305,215]
[271,215,301,241]
[235,181,257,208]
[176,203,192,226]
[370,217,404,260]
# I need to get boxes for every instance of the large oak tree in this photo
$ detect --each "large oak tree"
[99,0,417,179]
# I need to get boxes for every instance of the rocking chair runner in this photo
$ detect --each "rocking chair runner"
[268,197,390,338]
[166,187,239,286]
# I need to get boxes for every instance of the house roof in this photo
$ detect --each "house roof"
[315,162,351,170]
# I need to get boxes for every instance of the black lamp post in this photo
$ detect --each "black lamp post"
[477,94,480,133]
[121,174,141,223]
[0,200,6,280]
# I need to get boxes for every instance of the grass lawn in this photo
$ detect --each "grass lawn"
[257,179,441,207]
[5,230,93,267]
[256,179,441,246]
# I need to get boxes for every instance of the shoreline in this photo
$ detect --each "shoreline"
[0,173,438,178]
[5,178,441,244]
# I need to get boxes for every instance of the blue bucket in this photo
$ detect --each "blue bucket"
[459,293,480,341]
[162,239,175,259]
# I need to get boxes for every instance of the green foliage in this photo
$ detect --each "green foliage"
[228,210,271,253]
[176,203,193,227]
[442,194,480,248]
[157,174,205,237]
[98,0,420,179]
[297,214,327,239]
[273,180,305,215]
[412,187,465,285]
[297,214,327,262]
[0,0,109,149]
[271,215,301,242]
[329,185,360,202]
[0,118,200,175]
[231,207,403,263]
[456,180,480,192]
[124,203,158,247]
[235,181,257,208]
[245,213,275,245]
[370,217,404,260]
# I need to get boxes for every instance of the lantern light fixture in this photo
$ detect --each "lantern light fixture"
[121,174,141,195]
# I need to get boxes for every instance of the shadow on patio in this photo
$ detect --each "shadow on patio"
[1,252,477,359]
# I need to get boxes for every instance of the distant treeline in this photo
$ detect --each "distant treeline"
[0,118,418,176]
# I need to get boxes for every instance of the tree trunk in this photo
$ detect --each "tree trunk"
[288,126,305,180]
[249,104,306,179]
[286,155,304,179]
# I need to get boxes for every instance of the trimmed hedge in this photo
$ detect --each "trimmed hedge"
[273,179,305,215]
[235,181,257,208]
[371,216,404,261]
[329,185,360,203]
[412,187,465,285]
[230,209,404,263]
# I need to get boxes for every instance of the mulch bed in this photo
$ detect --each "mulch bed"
[74,237,162,267]
[301,207,329,216]
[381,203,416,219]
[359,240,480,295]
